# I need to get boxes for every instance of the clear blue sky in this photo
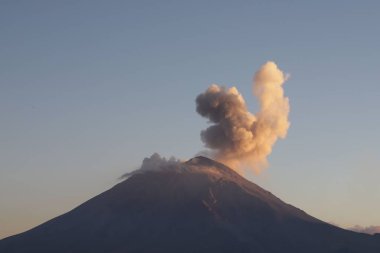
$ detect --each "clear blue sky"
[1,0,379,239]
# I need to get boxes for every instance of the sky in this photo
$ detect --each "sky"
[1,0,380,239]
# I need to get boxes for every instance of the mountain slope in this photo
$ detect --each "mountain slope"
[1,156,379,253]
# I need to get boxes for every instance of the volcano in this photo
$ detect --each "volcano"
[1,156,379,253]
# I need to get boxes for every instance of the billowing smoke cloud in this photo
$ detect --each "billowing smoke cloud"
[121,153,181,178]
[196,61,290,173]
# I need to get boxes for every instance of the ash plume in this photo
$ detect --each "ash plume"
[196,61,290,173]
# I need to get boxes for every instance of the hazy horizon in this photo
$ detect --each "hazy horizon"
[1,0,380,239]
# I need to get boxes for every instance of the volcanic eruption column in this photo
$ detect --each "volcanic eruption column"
[196,61,290,173]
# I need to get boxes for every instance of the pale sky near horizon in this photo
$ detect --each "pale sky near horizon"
[1,0,380,239]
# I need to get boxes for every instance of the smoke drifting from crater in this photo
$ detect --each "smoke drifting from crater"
[348,225,380,235]
[120,153,181,178]
[196,61,290,173]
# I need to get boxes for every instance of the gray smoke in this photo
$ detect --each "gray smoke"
[348,225,380,235]
[121,153,181,178]
[196,61,290,173]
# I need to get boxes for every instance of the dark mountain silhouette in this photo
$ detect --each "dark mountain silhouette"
[1,156,379,253]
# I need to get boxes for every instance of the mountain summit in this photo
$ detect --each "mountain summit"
[1,156,379,253]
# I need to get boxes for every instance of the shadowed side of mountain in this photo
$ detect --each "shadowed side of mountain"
[1,157,380,253]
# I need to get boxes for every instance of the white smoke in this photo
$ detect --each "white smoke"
[196,61,290,173]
